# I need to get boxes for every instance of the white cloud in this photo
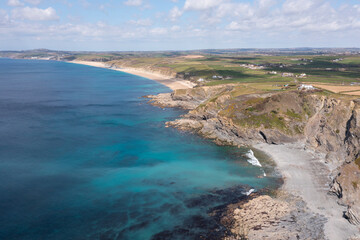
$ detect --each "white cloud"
[257,0,277,9]
[169,6,183,21]
[150,27,167,35]
[124,0,142,6]
[2,0,360,50]
[216,3,254,19]
[184,0,224,10]
[7,0,24,7]
[283,0,317,14]
[171,25,180,31]
[180,0,360,34]
[226,21,249,31]
[12,7,59,21]
[0,9,10,25]
[355,5,360,13]
[128,18,152,26]
[24,0,41,5]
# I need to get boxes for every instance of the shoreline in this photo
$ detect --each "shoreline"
[69,60,196,91]
[148,88,360,239]
[253,142,359,240]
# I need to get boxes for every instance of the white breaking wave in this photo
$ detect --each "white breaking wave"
[246,149,262,167]
[246,149,267,177]
[241,188,255,196]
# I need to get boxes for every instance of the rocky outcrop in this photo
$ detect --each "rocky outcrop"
[305,99,360,223]
[333,161,360,225]
[222,194,326,240]
[344,104,360,162]
[147,85,236,110]
[148,84,360,227]
[346,207,360,226]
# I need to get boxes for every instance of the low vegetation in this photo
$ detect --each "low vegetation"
[2,48,360,95]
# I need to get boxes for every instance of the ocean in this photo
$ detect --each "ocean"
[0,58,279,240]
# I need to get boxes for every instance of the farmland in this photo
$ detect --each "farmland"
[2,48,360,94]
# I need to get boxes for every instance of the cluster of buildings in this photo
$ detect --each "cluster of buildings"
[197,75,232,83]
[298,84,315,91]
[198,61,312,83]
[332,58,344,62]
[239,64,265,70]
[291,58,313,62]
[281,72,294,77]
[280,72,307,78]
[212,75,232,80]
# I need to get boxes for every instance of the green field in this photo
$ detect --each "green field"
[100,53,360,87]
[3,49,360,89]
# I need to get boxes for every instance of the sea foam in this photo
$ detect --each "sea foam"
[246,149,267,176]
[246,149,262,167]
[241,188,255,196]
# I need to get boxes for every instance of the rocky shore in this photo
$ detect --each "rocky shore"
[147,84,360,239]
[221,193,326,240]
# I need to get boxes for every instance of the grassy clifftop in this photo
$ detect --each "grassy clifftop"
[178,85,338,138]
[93,53,360,86]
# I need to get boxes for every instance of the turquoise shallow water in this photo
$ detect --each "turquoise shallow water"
[0,59,280,240]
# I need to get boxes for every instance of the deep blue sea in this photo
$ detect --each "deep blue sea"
[0,58,279,240]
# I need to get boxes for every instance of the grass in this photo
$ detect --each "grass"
[244,97,265,106]
[285,109,302,120]
[5,50,360,93]
[67,52,360,89]
[235,112,288,131]
[230,85,262,97]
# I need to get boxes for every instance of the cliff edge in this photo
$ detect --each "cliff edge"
[148,84,360,239]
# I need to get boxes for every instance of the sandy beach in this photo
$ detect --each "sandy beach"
[70,60,195,91]
[254,142,359,240]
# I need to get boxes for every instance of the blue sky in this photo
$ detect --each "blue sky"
[1,0,360,51]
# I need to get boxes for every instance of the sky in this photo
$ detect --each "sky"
[0,0,360,51]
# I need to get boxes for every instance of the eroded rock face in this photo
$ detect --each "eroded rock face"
[333,162,360,225]
[344,106,360,163]
[147,85,236,110]
[146,93,199,109]
[162,90,315,145]
[149,84,360,226]
[223,195,326,240]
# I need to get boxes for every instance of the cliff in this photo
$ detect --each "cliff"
[148,84,360,230]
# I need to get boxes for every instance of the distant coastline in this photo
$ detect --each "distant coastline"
[69,60,195,91]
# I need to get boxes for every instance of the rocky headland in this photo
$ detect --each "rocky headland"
[147,84,360,239]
